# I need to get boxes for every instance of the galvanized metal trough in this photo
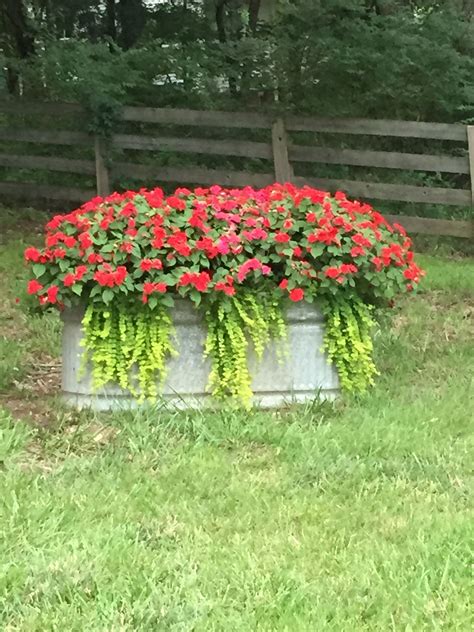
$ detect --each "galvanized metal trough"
[61,301,339,410]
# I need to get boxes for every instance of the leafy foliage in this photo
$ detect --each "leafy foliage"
[1,1,472,122]
[24,183,424,402]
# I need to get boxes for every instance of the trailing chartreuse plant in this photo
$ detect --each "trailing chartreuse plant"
[80,304,176,401]
[321,297,377,393]
[24,183,424,405]
[204,293,286,404]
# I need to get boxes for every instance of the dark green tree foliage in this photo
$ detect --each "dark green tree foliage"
[0,0,473,122]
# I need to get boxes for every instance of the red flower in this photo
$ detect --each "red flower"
[94,265,127,287]
[324,267,340,279]
[143,282,155,295]
[392,222,407,236]
[27,279,43,294]
[88,253,103,264]
[167,231,191,256]
[372,257,384,271]
[275,232,290,243]
[195,237,218,258]
[63,236,76,248]
[140,258,163,272]
[215,282,235,296]
[242,228,268,241]
[352,234,372,248]
[120,242,133,253]
[24,247,41,262]
[47,285,59,303]
[237,258,265,282]
[100,218,112,231]
[194,272,211,292]
[75,266,88,280]
[115,266,127,285]
[167,196,186,210]
[120,202,137,217]
[63,273,76,287]
[279,279,288,290]
[340,264,358,274]
[350,246,365,257]
[78,232,93,249]
[52,248,66,259]
[289,288,304,302]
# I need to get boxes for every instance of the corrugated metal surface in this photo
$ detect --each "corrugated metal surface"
[61,300,339,410]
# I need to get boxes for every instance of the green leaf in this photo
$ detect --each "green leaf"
[148,295,158,309]
[71,284,83,296]
[102,288,114,303]
[32,263,46,276]
[160,295,174,307]
[190,290,202,306]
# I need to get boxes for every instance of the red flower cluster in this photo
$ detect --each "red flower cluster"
[93,265,128,288]
[24,183,424,309]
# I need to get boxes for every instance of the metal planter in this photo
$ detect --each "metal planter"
[61,300,339,410]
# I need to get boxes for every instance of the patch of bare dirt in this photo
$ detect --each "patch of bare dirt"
[1,355,61,426]
[13,355,61,397]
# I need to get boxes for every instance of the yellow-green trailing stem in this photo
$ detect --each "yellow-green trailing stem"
[204,293,287,407]
[79,294,377,405]
[80,304,176,401]
[322,297,378,392]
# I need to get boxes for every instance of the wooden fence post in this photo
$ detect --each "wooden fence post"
[271,117,293,183]
[94,136,111,196]
[467,126,474,240]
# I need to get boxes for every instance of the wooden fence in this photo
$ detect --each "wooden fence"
[0,101,473,239]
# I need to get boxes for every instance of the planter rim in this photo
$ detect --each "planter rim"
[61,297,326,325]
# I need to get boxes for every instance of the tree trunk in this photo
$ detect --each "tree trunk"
[2,0,35,58]
[248,0,261,34]
[215,0,238,98]
[105,0,117,41]
[117,0,146,50]
[1,0,35,94]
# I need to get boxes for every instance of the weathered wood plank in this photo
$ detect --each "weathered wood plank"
[272,118,293,182]
[286,117,467,141]
[0,153,95,174]
[121,106,272,129]
[113,162,274,188]
[113,134,272,159]
[94,137,111,196]
[384,214,473,239]
[0,181,95,202]
[0,100,83,116]
[467,126,474,207]
[0,129,90,145]
[293,176,471,207]
[289,145,469,174]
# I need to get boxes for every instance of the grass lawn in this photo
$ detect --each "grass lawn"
[0,206,473,630]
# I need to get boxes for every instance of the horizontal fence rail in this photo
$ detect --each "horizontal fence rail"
[0,100,473,239]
